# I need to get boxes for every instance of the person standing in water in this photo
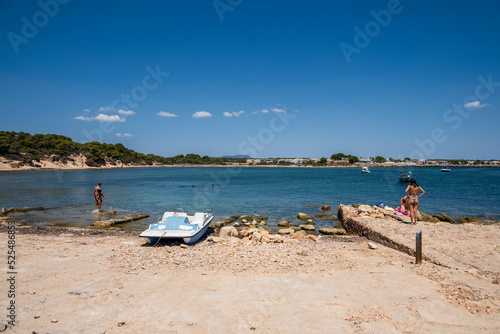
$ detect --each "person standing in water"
[94,183,106,211]
[405,178,425,225]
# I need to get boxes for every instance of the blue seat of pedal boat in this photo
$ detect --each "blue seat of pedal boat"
[150,216,197,231]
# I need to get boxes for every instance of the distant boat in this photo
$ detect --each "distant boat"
[140,209,213,245]
[361,166,371,173]
[441,166,451,172]
[398,171,412,183]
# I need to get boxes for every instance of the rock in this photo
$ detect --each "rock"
[284,238,299,243]
[240,215,254,221]
[259,221,266,226]
[357,205,374,213]
[300,224,315,231]
[180,244,188,249]
[210,237,224,243]
[368,242,378,249]
[91,213,149,227]
[255,217,268,223]
[352,203,362,208]
[307,205,318,208]
[291,230,307,240]
[315,213,327,219]
[278,228,293,234]
[290,225,302,232]
[210,221,223,228]
[305,219,315,225]
[306,235,318,242]
[221,215,240,225]
[432,213,455,223]
[321,204,331,211]
[219,226,238,238]
[233,222,241,228]
[250,231,262,242]
[51,319,58,323]
[278,220,290,227]
[465,216,482,223]
[319,227,346,235]
[251,220,258,226]
[238,228,250,238]
[297,212,314,220]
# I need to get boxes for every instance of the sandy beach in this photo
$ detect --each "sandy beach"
[1,220,499,333]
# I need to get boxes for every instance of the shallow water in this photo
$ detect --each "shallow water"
[1,166,499,230]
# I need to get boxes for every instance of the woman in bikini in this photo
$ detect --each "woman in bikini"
[405,178,425,225]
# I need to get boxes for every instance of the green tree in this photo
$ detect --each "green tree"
[374,156,386,164]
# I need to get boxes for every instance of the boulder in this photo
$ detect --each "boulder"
[238,228,250,238]
[259,220,267,226]
[240,215,254,221]
[250,231,262,242]
[305,219,315,225]
[319,227,346,235]
[300,224,315,231]
[219,226,238,238]
[278,220,290,227]
[357,205,374,213]
[321,204,331,211]
[278,228,293,234]
[290,225,302,232]
[307,235,318,242]
[297,212,314,221]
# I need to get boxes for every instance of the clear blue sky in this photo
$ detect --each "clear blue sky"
[1,0,499,159]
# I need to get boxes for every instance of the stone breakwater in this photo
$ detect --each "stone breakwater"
[338,204,500,284]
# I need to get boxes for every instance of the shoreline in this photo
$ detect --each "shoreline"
[1,162,499,172]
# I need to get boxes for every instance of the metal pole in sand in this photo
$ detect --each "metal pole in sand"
[416,230,422,265]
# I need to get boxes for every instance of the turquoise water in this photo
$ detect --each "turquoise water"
[1,167,499,230]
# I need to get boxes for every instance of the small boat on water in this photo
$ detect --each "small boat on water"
[441,166,451,172]
[398,171,412,183]
[361,166,371,173]
[140,209,213,245]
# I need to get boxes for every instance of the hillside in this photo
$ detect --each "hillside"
[0,131,245,169]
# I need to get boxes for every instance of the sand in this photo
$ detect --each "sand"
[1,223,499,334]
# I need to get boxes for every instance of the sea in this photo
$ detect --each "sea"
[1,166,499,231]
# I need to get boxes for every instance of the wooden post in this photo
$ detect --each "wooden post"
[416,230,422,265]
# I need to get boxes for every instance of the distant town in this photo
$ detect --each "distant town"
[244,155,500,167]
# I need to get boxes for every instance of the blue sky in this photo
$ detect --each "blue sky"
[1,0,499,159]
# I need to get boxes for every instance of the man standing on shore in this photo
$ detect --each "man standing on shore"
[94,183,106,211]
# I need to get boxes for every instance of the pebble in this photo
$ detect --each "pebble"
[368,242,378,249]
[51,318,58,323]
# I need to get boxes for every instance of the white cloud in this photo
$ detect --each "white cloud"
[223,110,245,117]
[158,111,179,117]
[99,106,111,112]
[118,109,136,115]
[74,116,93,121]
[83,108,90,112]
[192,111,212,118]
[95,114,126,122]
[271,108,285,113]
[464,101,489,109]
[116,133,132,137]
[261,109,269,113]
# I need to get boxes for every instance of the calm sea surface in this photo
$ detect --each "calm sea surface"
[1,167,499,230]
